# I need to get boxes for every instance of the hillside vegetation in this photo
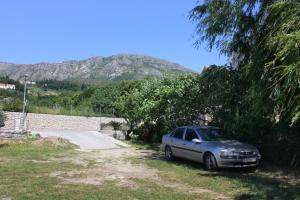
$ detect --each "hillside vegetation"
[0,77,125,117]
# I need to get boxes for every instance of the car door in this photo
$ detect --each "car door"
[169,127,186,158]
[183,128,203,162]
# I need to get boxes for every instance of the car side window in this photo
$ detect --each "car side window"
[185,128,199,141]
[173,128,185,139]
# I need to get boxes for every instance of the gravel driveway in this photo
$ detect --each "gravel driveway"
[34,130,122,150]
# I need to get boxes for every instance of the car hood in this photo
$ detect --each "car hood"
[207,140,258,152]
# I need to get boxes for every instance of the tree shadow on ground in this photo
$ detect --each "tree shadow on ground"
[139,151,300,200]
[0,143,9,148]
[203,169,300,200]
[130,140,161,151]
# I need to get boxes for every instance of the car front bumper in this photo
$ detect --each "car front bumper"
[217,157,260,168]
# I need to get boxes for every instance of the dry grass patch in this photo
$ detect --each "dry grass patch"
[49,148,231,200]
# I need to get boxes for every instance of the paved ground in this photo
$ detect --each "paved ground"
[34,130,122,150]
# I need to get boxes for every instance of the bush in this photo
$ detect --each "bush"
[0,110,7,128]
[100,121,122,131]
[108,121,122,131]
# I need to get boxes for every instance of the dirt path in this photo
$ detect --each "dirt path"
[49,147,232,200]
[35,130,128,150]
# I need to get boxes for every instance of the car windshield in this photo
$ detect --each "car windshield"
[196,127,226,141]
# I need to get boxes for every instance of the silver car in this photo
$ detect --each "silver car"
[161,126,261,170]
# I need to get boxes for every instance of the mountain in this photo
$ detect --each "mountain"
[0,54,194,82]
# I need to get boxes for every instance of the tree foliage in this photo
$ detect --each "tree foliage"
[0,76,23,91]
[0,110,7,128]
[189,0,300,166]
[36,79,80,91]
[190,0,300,126]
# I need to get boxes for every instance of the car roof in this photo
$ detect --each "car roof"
[176,125,219,129]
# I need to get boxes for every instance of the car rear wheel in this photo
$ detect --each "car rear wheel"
[165,146,174,161]
[204,153,218,171]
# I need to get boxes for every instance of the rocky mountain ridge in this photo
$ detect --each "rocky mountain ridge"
[0,54,194,82]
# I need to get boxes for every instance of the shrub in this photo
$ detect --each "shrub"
[108,121,122,131]
[100,121,122,131]
[0,110,7,128]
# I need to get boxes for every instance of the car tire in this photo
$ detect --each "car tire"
[165,146,174,161]
[204,153,218,171]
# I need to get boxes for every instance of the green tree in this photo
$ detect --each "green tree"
[190,0,300,165]
[90,84,120,115]
[114,81,143,139]
[190,0,300,125]
[0,110,7,128]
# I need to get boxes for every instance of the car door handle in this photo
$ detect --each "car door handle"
[183,143,186,146]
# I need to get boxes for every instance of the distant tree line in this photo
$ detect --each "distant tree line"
[0,76,23,91]
[36,79,83,91]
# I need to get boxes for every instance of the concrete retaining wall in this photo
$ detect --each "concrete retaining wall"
[2,112,125,131]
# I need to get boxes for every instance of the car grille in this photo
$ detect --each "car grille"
[239,151,257,158]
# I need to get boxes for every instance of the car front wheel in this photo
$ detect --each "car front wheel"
[165,146,174,161]
[204,153,218,170]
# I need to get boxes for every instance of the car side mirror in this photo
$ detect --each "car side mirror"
[192,138,202,144]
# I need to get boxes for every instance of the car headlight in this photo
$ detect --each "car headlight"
[220,150,240,159]
[257,152,262,159]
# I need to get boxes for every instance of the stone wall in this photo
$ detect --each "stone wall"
[2,112,125,131]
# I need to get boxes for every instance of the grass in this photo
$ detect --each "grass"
[1,138,299,200]
[124,139,161,151]
[128,140,300,200]
[0,138,204,200]
[0,138,79,199]
[27,86,61,97]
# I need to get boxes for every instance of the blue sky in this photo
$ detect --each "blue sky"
[0,0,227,72]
